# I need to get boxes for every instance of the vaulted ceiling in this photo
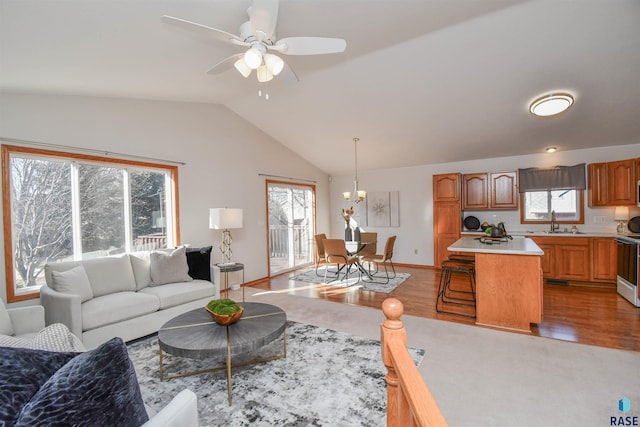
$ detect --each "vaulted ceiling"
[2,0,640,175]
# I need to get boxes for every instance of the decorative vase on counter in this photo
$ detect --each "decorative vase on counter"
[354,227,361,242]
[345,226,353,241]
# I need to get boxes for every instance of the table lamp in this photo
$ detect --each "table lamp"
[614,206,629,234]
[209,208,243,265]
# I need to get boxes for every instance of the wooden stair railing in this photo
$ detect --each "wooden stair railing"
[381,298,448,427]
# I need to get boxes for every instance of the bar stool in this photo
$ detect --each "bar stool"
[436,259,476,318]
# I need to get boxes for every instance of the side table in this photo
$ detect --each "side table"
[213,262,245,302]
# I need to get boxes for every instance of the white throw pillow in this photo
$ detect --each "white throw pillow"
[149,247,193,286]
[51,265,94,302]
[0,323,84,352]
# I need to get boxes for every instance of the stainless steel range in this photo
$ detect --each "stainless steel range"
[615,235,640,307]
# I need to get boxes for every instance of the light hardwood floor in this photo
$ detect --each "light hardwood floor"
[249,264,640,352]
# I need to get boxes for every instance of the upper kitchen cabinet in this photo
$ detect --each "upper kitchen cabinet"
[434,173,461,202]
[490,172,518,209]
[588,159,636,207]
[462,171,518,210]
[462,173,487,209]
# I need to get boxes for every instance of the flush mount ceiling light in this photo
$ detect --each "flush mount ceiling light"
[529,93,574,117]
[545,146,557,153]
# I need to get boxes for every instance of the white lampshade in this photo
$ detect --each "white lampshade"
[209,208,243,230]
[264,53,284,76]
[614,206,630,221]
[256,65,274,82]
[243,48,263,69]
[234,58,252,78]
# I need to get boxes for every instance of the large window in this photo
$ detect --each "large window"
[521,189,584,224]
[2,145,179,302]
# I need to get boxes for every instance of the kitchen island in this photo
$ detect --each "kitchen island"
[448,236,544,333]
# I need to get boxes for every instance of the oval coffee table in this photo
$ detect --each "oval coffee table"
[158,302,287,405]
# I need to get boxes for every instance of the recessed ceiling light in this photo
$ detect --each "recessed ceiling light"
[545,146,557,153]
[529,93,574,117]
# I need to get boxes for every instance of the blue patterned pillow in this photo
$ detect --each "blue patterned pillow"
[15,337,149,427]
[0,346,77,426]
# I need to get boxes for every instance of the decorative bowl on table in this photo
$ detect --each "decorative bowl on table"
[205,298,244,325]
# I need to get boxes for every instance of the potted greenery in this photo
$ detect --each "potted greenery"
[205,298,243,325]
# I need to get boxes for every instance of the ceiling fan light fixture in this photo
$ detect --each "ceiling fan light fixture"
[244,47,263,69]
[233,58,252,78]
[529,93,574,117]
[264,53,284,76]
[257,64,274,82]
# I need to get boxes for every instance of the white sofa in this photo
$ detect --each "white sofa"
[41,248,219,349]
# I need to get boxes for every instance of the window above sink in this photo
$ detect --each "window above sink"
[521,189,585,225]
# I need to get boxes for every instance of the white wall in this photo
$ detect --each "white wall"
[330,143,640,266]
[0,93,331,303]
[1,92,639,306]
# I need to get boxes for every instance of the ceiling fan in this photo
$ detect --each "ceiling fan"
[161,0,347,83]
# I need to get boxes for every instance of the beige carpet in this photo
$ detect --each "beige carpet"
[230,287,640,427]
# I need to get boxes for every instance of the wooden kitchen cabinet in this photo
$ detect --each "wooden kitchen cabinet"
[434,173,460,202]
[588,163,608,207]
[608,159,635,205]
[529,236,587,280]
[462,171,517,210]
[433,173,461,267]
[591,237,617,282]
[588,159,636,206]
[536,241,556,277]
[462,173,488,209]
[490,171,518,209]
[556,239,590,281]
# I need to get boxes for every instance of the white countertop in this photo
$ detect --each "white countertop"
[448,236,543,255]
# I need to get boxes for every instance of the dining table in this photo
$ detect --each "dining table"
[345,240,376,280]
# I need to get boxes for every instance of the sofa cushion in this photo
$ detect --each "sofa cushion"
[82,292,160,332]
[139,280,215,310]
[150,247,192,286]
[0,346,76,426]
[186,246,212,281]
[130,251,152,291]
[15,337,149,427]
[51,264,94,302]
[0,298,14,336]
[46,254,136,297]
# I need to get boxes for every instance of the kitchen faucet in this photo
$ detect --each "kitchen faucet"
[550,210,559,232]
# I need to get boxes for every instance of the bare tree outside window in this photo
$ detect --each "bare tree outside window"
[10,157,73,289]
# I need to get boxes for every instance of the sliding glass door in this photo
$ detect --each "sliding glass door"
[267,181,315,275]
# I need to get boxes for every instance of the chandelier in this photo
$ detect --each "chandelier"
[343,137,366,203]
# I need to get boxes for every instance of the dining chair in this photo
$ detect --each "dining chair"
[323,239,361,284]
[314,233,328,276]
[361,235,397,283]
[358,232,377,258]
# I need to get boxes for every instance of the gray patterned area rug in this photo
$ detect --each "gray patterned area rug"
[128,321,424,427]
[290,268,410,293]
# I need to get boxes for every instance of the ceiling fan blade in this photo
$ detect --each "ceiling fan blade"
[279,62,299,85]
[249,0,279,41]
[271,37,347,55]
[207,53,244,75]
[161,15,246,46]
